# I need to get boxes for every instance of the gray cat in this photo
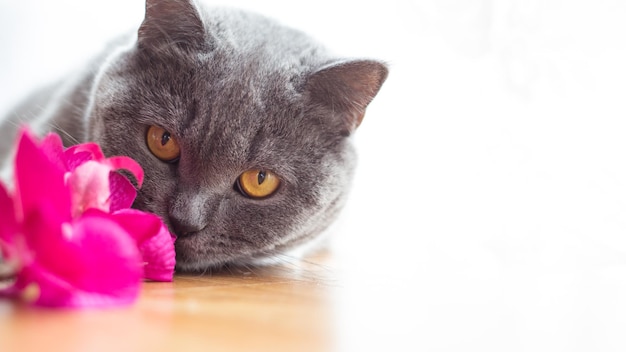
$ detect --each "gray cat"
[0,0,388,271]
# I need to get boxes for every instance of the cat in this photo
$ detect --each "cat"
[0,0,388,271]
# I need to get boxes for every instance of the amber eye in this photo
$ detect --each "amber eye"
[146,125,180,162]
[237,169,281,199]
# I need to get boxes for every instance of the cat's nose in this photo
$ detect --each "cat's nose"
[169,191,209,236]
[169,215,206,237]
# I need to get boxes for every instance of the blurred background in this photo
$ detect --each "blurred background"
[1,0,626,351]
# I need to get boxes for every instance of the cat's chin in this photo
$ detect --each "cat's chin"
[172,236,250,271]
[173,250,284,273]
[173,228,331,273]
[173,245,299,273]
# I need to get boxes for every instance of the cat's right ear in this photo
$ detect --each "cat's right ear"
[305,59,388,134]
[138,0,207,52]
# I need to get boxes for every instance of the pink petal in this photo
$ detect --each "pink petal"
[112,209,176,282]
[66,161,112,217]
[63,149,95,172]
[0,183,17,259]
[10,263,138,308]
[111,209,162,244]
[108,172,137,212]
[107,156,144,188]
[20,201,81,273]
[14,129,71,224]
[138,222,176,282]
[64,138,144,189]
[13,208,143,308]
[64,142,106,171]
[75,142,106,161]
[39,133,67,170]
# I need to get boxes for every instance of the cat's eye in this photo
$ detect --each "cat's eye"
[237,169,281,199]
[146,125,180,162]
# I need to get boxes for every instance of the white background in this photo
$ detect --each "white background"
[1,0,626,351]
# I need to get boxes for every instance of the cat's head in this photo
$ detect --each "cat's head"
[86,0,387,271]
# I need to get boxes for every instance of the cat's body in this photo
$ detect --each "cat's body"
[0,0,387,271]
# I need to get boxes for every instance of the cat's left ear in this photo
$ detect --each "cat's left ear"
[138,0,207,52]
[305,59,388,133]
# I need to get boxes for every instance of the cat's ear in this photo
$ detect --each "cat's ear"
[305,59,388,133]
[138,0,206,52]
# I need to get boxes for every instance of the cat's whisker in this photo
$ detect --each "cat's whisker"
[266,253,337,282]
[45,121,81,145]
[193,268,207,277]
[4,114,30,128]
[238,262,259,275]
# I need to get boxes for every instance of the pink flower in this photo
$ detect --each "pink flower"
[40,132,144,215]
[0,129,175,308]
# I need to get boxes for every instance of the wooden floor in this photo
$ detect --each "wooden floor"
[0,251,339,352]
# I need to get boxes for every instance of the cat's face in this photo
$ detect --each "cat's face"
[86,1,387,271]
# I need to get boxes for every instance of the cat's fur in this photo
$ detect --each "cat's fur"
[0,0,388,271]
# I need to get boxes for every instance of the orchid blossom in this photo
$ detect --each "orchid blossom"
[0,129,175,308]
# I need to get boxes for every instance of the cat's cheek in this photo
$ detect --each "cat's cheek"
[132,174,177,225]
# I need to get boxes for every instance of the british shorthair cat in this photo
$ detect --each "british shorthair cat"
[0,0,388,271]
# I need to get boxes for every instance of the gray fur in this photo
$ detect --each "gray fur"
[0,1,387,271]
